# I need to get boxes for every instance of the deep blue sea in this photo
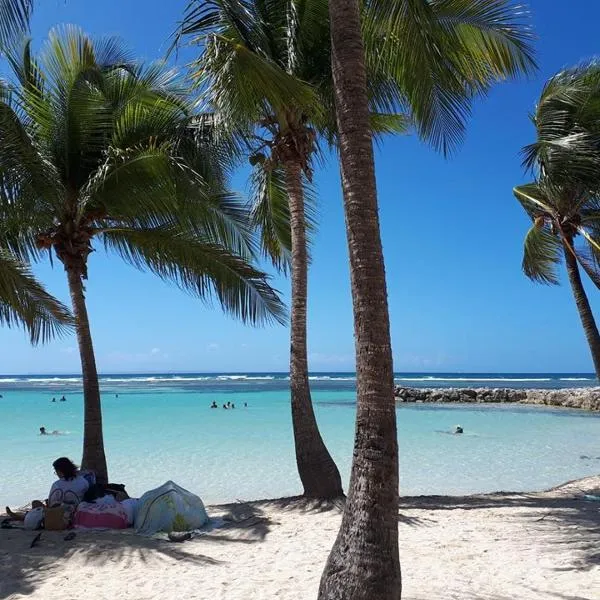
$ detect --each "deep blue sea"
[1,372,599,507]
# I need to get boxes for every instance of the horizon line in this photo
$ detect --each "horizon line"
[0,370,597,377]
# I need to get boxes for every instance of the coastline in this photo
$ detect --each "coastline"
[2,475,599,600]
[395,386,600,411]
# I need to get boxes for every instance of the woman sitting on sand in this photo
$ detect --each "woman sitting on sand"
[5,457,90,520]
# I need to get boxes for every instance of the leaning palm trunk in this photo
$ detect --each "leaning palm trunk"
[284,162,343,499]
[66,266,108,484]
[563,236,600,378]
[319,0,401,598]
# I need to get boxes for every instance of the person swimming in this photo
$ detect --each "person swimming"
[454,425,464,434]
[52,397,56,402]
[210,401,218,409]
[40,426,62,436]
[60,395,66,402]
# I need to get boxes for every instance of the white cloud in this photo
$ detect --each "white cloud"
[151,347,160,355]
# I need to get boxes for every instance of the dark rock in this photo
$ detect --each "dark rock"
[393,387,600,411]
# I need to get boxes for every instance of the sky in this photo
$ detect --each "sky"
[2,0,600,375]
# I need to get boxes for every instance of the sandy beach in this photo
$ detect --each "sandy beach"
[1,476,599,600]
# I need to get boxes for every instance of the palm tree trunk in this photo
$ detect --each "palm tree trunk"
[563,238,600,378]
[66,266,108,484]
[284,161,343,499]
[318,0,401,598]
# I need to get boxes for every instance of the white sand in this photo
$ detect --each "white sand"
[1,476,599,600]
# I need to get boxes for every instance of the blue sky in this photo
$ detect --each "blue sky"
[2,0,600,374]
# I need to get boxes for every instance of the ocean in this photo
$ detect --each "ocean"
[1,372,599,507]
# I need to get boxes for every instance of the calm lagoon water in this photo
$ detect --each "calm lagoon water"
[1,372,599,506]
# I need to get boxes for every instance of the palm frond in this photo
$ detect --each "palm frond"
[513,182,554,219]
[0,249,73,344]
[250,164,292,271]
[102,226,287,326]
[522,60,600,188]
[0,0,31,49]
[522,222,562,285]
[370,112,411,138]
[193,33,322,129]
[364,0,535,154]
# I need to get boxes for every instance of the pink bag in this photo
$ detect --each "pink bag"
[73,501,128,529]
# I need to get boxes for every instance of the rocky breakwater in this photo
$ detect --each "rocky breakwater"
[394,387,600,411]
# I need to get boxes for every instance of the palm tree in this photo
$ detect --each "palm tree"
[0,27,286,484]
[0,1,75,344]
[318,0,400,595]
[174,0,534,501]
[173,0,354,499]
[515,62,600,378]
[318,0,535,598]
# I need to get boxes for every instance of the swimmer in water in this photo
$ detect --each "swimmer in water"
[454,425,463,434]
[40,426,62,436]
[210,401,218,409]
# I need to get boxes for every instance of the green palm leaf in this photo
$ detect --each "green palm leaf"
[0,249,73,344]
[102,225,286,325]
[522,222,562,285]
[0,0,31,49]
[364,0,536,153]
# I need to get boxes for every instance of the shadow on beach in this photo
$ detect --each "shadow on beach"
[0,502,274,599]
[398,480,600,574]
[1,481,598,599]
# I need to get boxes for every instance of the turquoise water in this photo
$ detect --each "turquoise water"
[1,374,599,506]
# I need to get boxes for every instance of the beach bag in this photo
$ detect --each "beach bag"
[44,505,73,530]
[23,507,44,530]
[73,501,128,530]
[134,481,208,535]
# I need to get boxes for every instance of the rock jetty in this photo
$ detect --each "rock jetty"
[394,387,600,411]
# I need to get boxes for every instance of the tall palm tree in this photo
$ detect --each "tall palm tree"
[174,0,535,501]
[174,0,353,499]
[0,27,286,484]
[318,0,399,595]
[317,0,535,598]
[515,62,600,378]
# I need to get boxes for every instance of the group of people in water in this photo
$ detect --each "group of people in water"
[51,396,67,402]
[210,401,248,409]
